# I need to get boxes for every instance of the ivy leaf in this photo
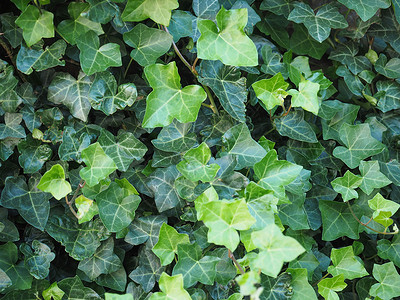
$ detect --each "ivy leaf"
[317,274,347,300]
[331,171,362,202]
[198,60,247,122]
[288,2,347,42]
[0,13,23,48]
[222,123,267,170]
[167,10,193,42]
[123,24,172,67]
[328,42,371,75]
[19,240,55,280]
[122,0,178,25]
[0,175,51,231]
[75,195,99,224]
[98,129,147,172]
[42,282,65,300]
[97,178,141,232]
[333,123,386,169]
[337,0,390,21]
[375,80,400,113]
[16,40,66,75]
[85,0,122,25]
[79,143,117,187]
[319,200,360,241]
[248,224,305,277]
[327,246,369,280]
[142,62,207,128]
[78,238,122,280]
[288,80,320,115]
[275,110,318,143]
[177,142,220,182]
[152,223,190,266]
[149,273,191,300]
[58,276,101,300]
[76,31,122,76]
[197,7,258,66]
[15,5,54,47]
[0,208,19,242]
[252,72,289,110]
[370,262,400,299]
[375,54,400,79]
[290,24,330,60]
[89,72,137,115]
[260,0,292,17]
[58,127,91,163]
[377,234,400,268]
[172,243,219,288]
[37,164,72,200]
[48,72,92,122]
[195,187,255,251]
[359,160,391,195]
[369,9,400,53]
[0,113,25,140]
[287,268,318,300]
[368,193,400,227]
[57,2,104,45]
[125,215,167,248]
[0,268,12,293]
[17,138,52,174]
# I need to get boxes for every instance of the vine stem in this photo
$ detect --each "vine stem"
[228,250,245,275]
[312,273,329,287]
[346,202,399,235]
[65,180,86,219]
[0,37,27,83]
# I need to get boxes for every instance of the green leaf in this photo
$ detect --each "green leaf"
[75,195,99,224]
[0,113,26,139]
[122,0,178,25]
[17,138,52,174]
[359,160,391,195]
[57,2,104,45]
[167,10,193,42]
[288,2,347,42]
[287,268,318,300]
[370,262,400,299]
[195,187,255,251]
[197,7,258,66]
[149,272,191,300]
[198,60,247,122]
[0,175,51,231]
[248,224,305,277]
[377,234,400,268]
[288,80,320,115]
[19,240,55,280]
[79,142,117,187]
[123,24,172,67]
[375,54,400,79]
[172,243,219,287]
[0,268,12,293]
[85,0,122,25]
[76,30,122,76]
[369,9,400,53]
[48,72,92,122]
[337,0,390,21]
[236,270,260,296]
[15,5,54,47]
[105,293,133,300]
[319,200,360,241]
[98,129,147,172]
[42,282,65,300]
[331,171,362,202]
[58,127,91,163]
[0,13,23,48]
[37,164,72,200]
[16,40,66,75]
[333,123,386,169]
[125,215,167,248]
[260,0,292,17]
[177,142,220,182]
[223,123,267,169]
[252,72,289,110]
[78,238,122,280]
[375,80,400,113]
[97,178,141,232]
[142,62,207,128]
[0,208,20,242]
[290,24,330,60]
[58,276,101,300]
[328,41,371,75]
[327,246,369,280]
[152,223,190,266]
[318,274,347,300]
[368,193,400,227]
[275,110,318,143]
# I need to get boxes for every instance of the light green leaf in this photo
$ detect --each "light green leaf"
[105,293,133,300]
[337,0,390,21]
[318,274,347,300]
[76,31,122,76]
[368,193,400,227]
[79,143,117,187]
[327,246,369,280]
[287,268,318,300]
[252,72,289,110]
[19,240,55,280]
[288,2,347,42]
[149,272,191,300]
[15,5,54,47]
[123,24,172,67]
[275,109,318,143]
[152,223,190,266]
[370,262,400,299]
[248,224,305,277]
[288,80,320,115]
[331,170,362,202]
[42,282,65,300]
[48,72,92,122]
[236,271,260,296]
[177,142,220,182]
[359,160,391,195]
[172,243,219,287]
[75,195,99,224]
[122,0,178,25]
[333,123,386,169]
[97,178,141,232]
[37,164,72,200]
[197,7,258,66]
[142,62,207,128]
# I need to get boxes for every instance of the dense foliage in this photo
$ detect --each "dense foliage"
[1,0,400,299]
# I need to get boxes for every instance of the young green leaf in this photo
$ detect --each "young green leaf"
[75,195,99,224]
[368,193,400,227]
[149,272,191,300]
[359,161,392,195]
[331,170,362,202]
[288,80,320,115]
[252,72,289,110]
[318,274,347,300]
[327,246,369,280]
[287,268,318,300]
[370,262,400,299]
[37,164,72,200]
[122,0,178,25]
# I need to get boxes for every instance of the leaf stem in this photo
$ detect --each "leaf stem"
[65,180,86,219]
[124,57,134,78]
[202,84,219,115]
[312,272,329,287]
[0,37,27,83]
[228,249,245,275]
[162,25,193,72]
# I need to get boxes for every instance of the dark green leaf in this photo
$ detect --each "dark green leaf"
[19,241,55,280]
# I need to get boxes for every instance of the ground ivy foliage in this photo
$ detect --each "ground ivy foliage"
[2,0,400,299]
